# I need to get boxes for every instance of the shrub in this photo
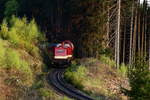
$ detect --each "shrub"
[100,55,128,77]
[5,49,21,69]
[60,96,72,100]
[0,19,9,39]
[26,19,41,41]
[0,16,44,56]
[38,88,51,98]
[0,41,6,67]
[126,57,150,100]
[65,65,88,90]
[20,60,32,75]
[0,41,33,86]
[32,80,44,89]
[7,25,20,46]
[0,42,32,75]
[27,45,39,57]
[9,16,42,43]
[38,88,57,99]
[100,55,116,67]
[38,88,73,100]
[118,63,128,77]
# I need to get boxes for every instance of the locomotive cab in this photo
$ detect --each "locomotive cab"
[48,40,74,65]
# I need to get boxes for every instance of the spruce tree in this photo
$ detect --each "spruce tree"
[127,56,150,100]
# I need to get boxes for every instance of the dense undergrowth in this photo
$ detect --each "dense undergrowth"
[64,57,129,100]
[125,57,150,100]
[0,16,72,100]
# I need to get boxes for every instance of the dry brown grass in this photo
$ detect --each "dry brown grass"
[0,70,13,100]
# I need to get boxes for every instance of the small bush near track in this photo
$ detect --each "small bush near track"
[64,64,87,90]
[38,88,58,99]
[60,96,72,100]
[100,55,116,67]
[126,57,150,100]
[118,63,128,77]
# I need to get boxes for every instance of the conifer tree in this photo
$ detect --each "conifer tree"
[127,56,150,100]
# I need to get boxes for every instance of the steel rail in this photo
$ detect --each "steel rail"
[49,69,95,100]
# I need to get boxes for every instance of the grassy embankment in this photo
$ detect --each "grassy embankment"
[0,16,72,100]
[64,56,129,100]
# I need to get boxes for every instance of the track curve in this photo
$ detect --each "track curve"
[49,69,95,100]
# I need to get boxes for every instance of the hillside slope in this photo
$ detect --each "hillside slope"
[64,58,129,100]
[0,17,72,100]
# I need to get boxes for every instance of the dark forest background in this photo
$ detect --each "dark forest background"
[0,0,150,65]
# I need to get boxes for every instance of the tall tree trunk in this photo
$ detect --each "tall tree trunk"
[137,11,141,54]
[149,36,150,69]
[141,16,145,56]
[129,0,134,66]
[133,4,138,63]
[107,5,110,42]
[149,25,150,69]
[115,0,121,68]
[123,20,126,63]
[144,0,147,56]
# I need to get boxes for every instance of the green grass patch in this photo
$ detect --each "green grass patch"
[64,64,88,90]
[60,96,72,100]
[100,55,128,77]
[0,41,6,66]
[38,88,55,98]
[118,63,128,77]
[0,41,32,77]
[38,88,73,100]
[64,62,109,99]
[100,55,116,67]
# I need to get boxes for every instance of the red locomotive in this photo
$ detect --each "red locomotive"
[47,40,74,65]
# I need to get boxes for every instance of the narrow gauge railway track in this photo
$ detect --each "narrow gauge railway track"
[49,69,95,100]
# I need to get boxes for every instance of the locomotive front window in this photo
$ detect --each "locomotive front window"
[56,49,65,53]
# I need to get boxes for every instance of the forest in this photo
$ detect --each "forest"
[1,0,150,65]
[0,0,150,100]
